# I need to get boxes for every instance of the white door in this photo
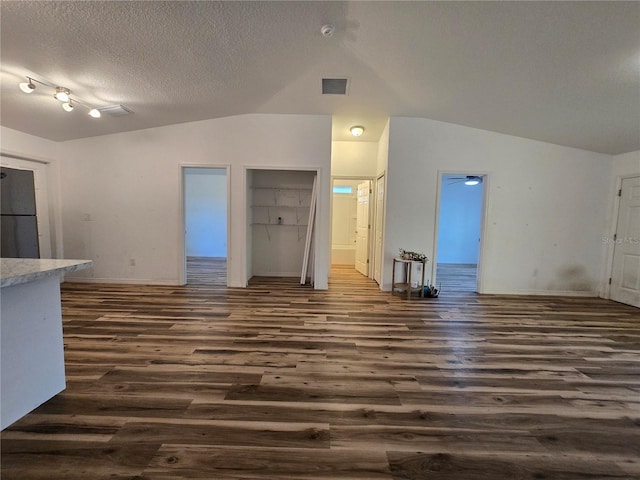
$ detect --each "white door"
[373,175,385,284]
[611,175,640,307]
[355,181,370,276]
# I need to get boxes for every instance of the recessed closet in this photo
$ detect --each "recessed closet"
[247,169,316,280]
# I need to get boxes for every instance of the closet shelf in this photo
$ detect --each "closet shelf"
[253,222,309,241]
[252,186,312,206]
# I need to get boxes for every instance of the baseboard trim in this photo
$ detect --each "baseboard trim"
[479,288,598,297]
[63,277,179,286]
[251,271,300,277]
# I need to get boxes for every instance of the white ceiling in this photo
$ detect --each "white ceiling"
[1,1,638,154]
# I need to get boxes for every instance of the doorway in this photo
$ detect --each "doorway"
[0,157,52,259]
[331,178,371,277]
[247,169,316,281]
[610,175,640,308]
[182,167,228,285]
[434,174,485,293]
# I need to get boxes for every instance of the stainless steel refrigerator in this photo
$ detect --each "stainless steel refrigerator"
[1,166,40,258]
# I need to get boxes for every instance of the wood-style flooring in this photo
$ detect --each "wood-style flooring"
[2,265,640,479]
[436,263,477,293]
[186,256,226,286]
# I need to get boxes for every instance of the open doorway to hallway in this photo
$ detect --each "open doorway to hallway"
[435,174,485,293]
[331,178,371,277]
[183,167,228,285]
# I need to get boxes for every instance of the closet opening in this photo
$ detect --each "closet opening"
[247,168,317,285]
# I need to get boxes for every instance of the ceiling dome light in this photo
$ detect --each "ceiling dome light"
[350,125,365,137]
[54,87,70,102]
[464,177,481,186]
[62,101,74,112]
[88,108,101,118]
[19,78,36,93]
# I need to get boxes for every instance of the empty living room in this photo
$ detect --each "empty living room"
[1,1,639,479]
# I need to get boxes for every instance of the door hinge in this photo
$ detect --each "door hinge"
[613,233,617,241]
[618,189,622,197]
[367,259,370,264]
[609,277,612,285]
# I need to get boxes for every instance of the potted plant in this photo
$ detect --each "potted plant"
[399,248,428,263]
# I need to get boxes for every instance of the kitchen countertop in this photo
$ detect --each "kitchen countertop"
[0,258,93,288]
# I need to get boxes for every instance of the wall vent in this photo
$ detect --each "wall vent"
[322,78,349,95]
[99,105,132,116]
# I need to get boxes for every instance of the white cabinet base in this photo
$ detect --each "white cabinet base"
[1,275,66,429]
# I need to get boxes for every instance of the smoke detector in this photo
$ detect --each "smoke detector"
[321,24,335,37]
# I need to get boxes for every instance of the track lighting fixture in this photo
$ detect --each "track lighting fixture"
[16,75,128,120]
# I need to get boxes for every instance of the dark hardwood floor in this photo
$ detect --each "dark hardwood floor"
[2,265,639,479]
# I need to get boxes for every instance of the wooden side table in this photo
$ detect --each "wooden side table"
[392,257,426,299]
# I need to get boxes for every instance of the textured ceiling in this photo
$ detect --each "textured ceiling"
[1,1,638,154]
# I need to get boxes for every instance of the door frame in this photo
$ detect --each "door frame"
[355,180,371,276]
[330,175,375,278]
[244,166,325,288]
[372,172,386,286]
[0,155,53,259]
[604,173,640,301]
[432,170,489,293]
[179,164,231,286]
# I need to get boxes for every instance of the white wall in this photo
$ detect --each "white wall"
[4,117,629,297]
[385,117,611,296]
[376,120,390,176]
[611,150,640,178]
[0,126,62,258]
[184,168,227,257]
[331,141,378,177]
[57,114,331,288]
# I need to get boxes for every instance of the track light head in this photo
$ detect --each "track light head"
[54,87,70,102]
[19,78,36,93]
[62,101,74,112]
[88,108,101,118]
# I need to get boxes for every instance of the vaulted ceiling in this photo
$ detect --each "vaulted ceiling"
[1,1,638,154]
